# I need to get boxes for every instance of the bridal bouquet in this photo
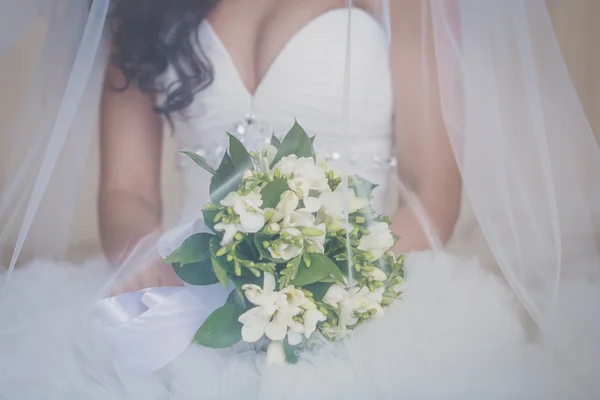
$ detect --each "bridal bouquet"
[164,122,405,364]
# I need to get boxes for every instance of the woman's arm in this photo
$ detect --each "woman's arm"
[389,0,462,253]
[99,51,183,292]
[98,54,163,264]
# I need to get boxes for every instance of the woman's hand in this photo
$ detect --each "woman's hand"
[111,259,183,295]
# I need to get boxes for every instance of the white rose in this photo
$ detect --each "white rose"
[358,222,395,260]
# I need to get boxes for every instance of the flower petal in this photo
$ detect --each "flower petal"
[287,332,303,346]
[303,309,326,338]
[302,197,322,213]
[323,284,347,307]
[266,340,287,365]
[265,319,288,341]
[239,211,265,233]
[241,322,266,343]
[263,272,276,294]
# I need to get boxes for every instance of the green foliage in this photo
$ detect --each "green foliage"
[193,302,244,348]
[180,151,216,175]
[170,233,220,285]
[290,253,344,286]
[270,120,316,166]
[261,179,289,209]
[209,134,253,204]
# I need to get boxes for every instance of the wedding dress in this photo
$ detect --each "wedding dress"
[0,7,591,399]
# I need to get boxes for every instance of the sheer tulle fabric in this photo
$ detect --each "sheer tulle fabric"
[0,0,599,395]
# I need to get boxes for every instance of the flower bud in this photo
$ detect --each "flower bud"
[266,223,280,235]
[300,227,324,237]
[226,254,234,262]
[216,246,228,257]
[234,232,244,241]
[242,169,253,180]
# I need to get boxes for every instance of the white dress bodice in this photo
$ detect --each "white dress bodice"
[165,8,395,219]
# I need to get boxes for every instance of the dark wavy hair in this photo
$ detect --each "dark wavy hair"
[109,0,221,119]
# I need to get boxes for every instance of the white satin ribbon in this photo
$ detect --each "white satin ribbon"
[95,283,232,374]
[95,218,231,374]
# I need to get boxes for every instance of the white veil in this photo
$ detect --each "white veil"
[0,0,599,395]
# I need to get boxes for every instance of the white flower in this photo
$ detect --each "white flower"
[221,190,265,234]
[239,274,308,343]
[358,222,394,260]
[266,340,286,365]
[362,267,388,282]
[274,155,330,198]
[287,320,305,346]
[323,284,385,327]
[275,154,298,177]
[242,169,253,180]
[239,273,280,342]
[302,196,322,213]
[265,145,278,164]
[271,190,299,224]
[268,227,304,261]
[319,186,366,222]
[213,222,240,245]
[323,284,347,307]
[305,222,326,254]
[302,308,326,338]
[281,286,307,308]
[393,277,405,294]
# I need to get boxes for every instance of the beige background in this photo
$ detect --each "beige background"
[1,1,599,261]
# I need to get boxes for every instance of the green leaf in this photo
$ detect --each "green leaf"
[210,152,237,204]
[226,133,253,173]
[260,179,289,209]
[254,231,281,263]
[208,235,235,274]
[304,282,333,301]
[226,287,247,309]
[163,248,181,264]
[202,208,219,233]
[211,257,229,288]
[179,233,212,265]
[284,339,299,364]
[270,120,316,166]
[350,175,378,197]
[309,135,315,145]
[271,135,282,149]
[171,261,219,285]
[170,233,219,285]
[392,232,401,247]
[180,151,216,175]
[193,303,244,348]
[291,253,345,287]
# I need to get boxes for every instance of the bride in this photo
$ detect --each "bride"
[1,0,599,398]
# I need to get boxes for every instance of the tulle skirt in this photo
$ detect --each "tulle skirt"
[0,252,584,399]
